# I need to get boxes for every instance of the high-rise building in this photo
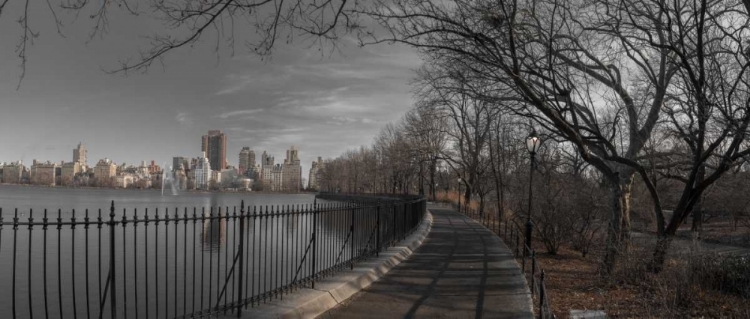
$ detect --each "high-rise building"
[73,143,87,167]
[2,161,24,184]
[260,151,275,190]
[148,161,161,175]
[201,130,227,171]
[61,162,82,186]
[173,157,189,172]
[94,159,117,186]
[272,164,284,191]
[308,157,323,190]
[239,147,255,174]
[282,146,302,192]
[285,146,300,165]
[248,150,256,168]
[194,152,212,190]
[246,164,260,180]
[31,161,57,186]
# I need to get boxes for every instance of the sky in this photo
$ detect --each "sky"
[0,2,422,176]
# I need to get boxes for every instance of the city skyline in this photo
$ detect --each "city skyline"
[0,140,309,190]
[0,7,421,176]
[0,138,311,177]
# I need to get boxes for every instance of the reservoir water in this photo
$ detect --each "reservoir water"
[0,185,375,318]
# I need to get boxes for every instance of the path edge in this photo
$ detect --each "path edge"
[240,208,434,319]
[464,208,535,317]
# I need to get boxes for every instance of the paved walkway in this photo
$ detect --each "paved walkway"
[321,205,533,319]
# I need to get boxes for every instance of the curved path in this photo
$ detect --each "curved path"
[320,205,533,319]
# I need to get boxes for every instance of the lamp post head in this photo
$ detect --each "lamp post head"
[526,130,542,154]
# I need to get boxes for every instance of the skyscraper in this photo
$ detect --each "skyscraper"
[173,156,189,172]
[248,150,255,169]
[201,130,227,171]
[73,143,87,167]
[308,156,323,190]
[282,146,302,192]
[260,151,275,190]
[238,147,256,174]
[194,152,212,190]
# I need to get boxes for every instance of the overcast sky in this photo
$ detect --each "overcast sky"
[0,3,421,176]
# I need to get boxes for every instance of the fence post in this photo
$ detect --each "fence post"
[402,202,407,240]
[376,204,381,257]
[515,231,520,257]
[392,202,396,246]
[311,199,318,289]
[350,203,355,270]
[539,270,546,319]
[237,201,246,317]
[531,250,536,296]
[109,200,117,319]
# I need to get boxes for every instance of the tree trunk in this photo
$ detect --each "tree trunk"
[650,169,706,272]
[488,131,504,229]
[619,176,633,251]
[429,158,437,201]
[463,183,472,210]
[691,198,703,241]
[479,194,485,219]
[650,235,673,273]
[691,165,705,238]
[602,179,625,276]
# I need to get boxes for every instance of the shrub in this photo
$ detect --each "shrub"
[692,254,750,298]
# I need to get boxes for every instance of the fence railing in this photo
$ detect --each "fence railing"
[453,204,555,319]
[0,197,427,319]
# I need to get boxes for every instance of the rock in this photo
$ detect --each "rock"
[570,309,607,319]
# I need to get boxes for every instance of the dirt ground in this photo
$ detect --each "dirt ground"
[436,198,750,318]
[518,239,750,318]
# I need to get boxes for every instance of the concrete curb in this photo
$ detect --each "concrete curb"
[236,209,434,319]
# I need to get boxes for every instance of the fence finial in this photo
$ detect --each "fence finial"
[110,200,115,218]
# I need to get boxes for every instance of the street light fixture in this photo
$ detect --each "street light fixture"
[434,183,438,201]
[525,130,541,256]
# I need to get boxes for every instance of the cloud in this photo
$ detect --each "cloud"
[175,112,193,125]
[326,116,383,126]
[332,116,357,123]
[216,109,265,119]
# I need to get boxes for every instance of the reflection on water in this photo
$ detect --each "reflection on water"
[202,215,226,251]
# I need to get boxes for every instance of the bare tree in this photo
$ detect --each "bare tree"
[640,0,750,270]
[360,0,677,274]
[414,65,498,211]
[2,0,363,85]
[402,101,449,200]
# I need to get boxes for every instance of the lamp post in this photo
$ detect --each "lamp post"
[525,130,541,256]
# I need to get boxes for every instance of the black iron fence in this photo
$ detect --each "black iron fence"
[0,197,426,318]
[454,204,555,319]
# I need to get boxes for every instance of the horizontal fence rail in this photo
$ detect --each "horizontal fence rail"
[0,197,427,319]
[453,203,555,319]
